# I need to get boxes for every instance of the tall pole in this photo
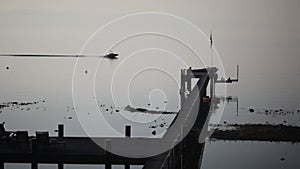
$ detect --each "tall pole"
[210,31,213,67]
[209,31,215,98]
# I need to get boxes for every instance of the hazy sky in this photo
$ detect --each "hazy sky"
[0,0,299,75]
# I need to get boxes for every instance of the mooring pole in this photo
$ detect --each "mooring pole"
[180,69,185,108]
[31,162,38,169]
[58,124,64,138]
[58,163,63,169]
[105,139,112,169]
[0,161,4,169]
[105,164,111,169]
[125,125,131,137]
[210,75,215,98]
[125,164,130,169]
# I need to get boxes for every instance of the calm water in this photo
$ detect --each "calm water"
[202,141,300,169]
[0,57,300,168]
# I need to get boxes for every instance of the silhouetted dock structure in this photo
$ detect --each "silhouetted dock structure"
[0,67,221,169]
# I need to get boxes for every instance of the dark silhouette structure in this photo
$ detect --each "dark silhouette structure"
[0,67,219,169]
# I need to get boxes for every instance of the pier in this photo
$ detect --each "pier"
[0,67,218,169]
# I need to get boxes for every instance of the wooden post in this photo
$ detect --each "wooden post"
[58,124,64,138]
[105,139,111,154]
[31,162,38,169]
[210,73,215,98]
[125,164,130,169]
[105,139,111,169]
[58,163,63,169]
[180,69,185,108]
[0,161,4,169]
[187,69,192,93]
[125,125,131,137]
[105,164,111,169]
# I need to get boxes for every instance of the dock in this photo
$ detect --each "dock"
[0,67,219,169]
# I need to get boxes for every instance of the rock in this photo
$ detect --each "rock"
[249,108,255,113]
[152,131,156,135]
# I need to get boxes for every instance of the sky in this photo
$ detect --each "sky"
[0,0,300,75]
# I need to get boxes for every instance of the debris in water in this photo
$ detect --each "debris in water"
[249,108,255,113]
[0,105,5,109]
[0,100,44,112]
[152,131,156,135]
[85,70,88,74]
[6,66,9,70]
[280,157,285,161]
[124,105,175,114]
[136,108,147,112]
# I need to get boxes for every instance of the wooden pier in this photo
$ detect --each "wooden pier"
[0,67,217,169]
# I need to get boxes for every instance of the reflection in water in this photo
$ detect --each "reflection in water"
[201,141,300,169]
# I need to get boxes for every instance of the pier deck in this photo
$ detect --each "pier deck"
[0,67,214,169]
